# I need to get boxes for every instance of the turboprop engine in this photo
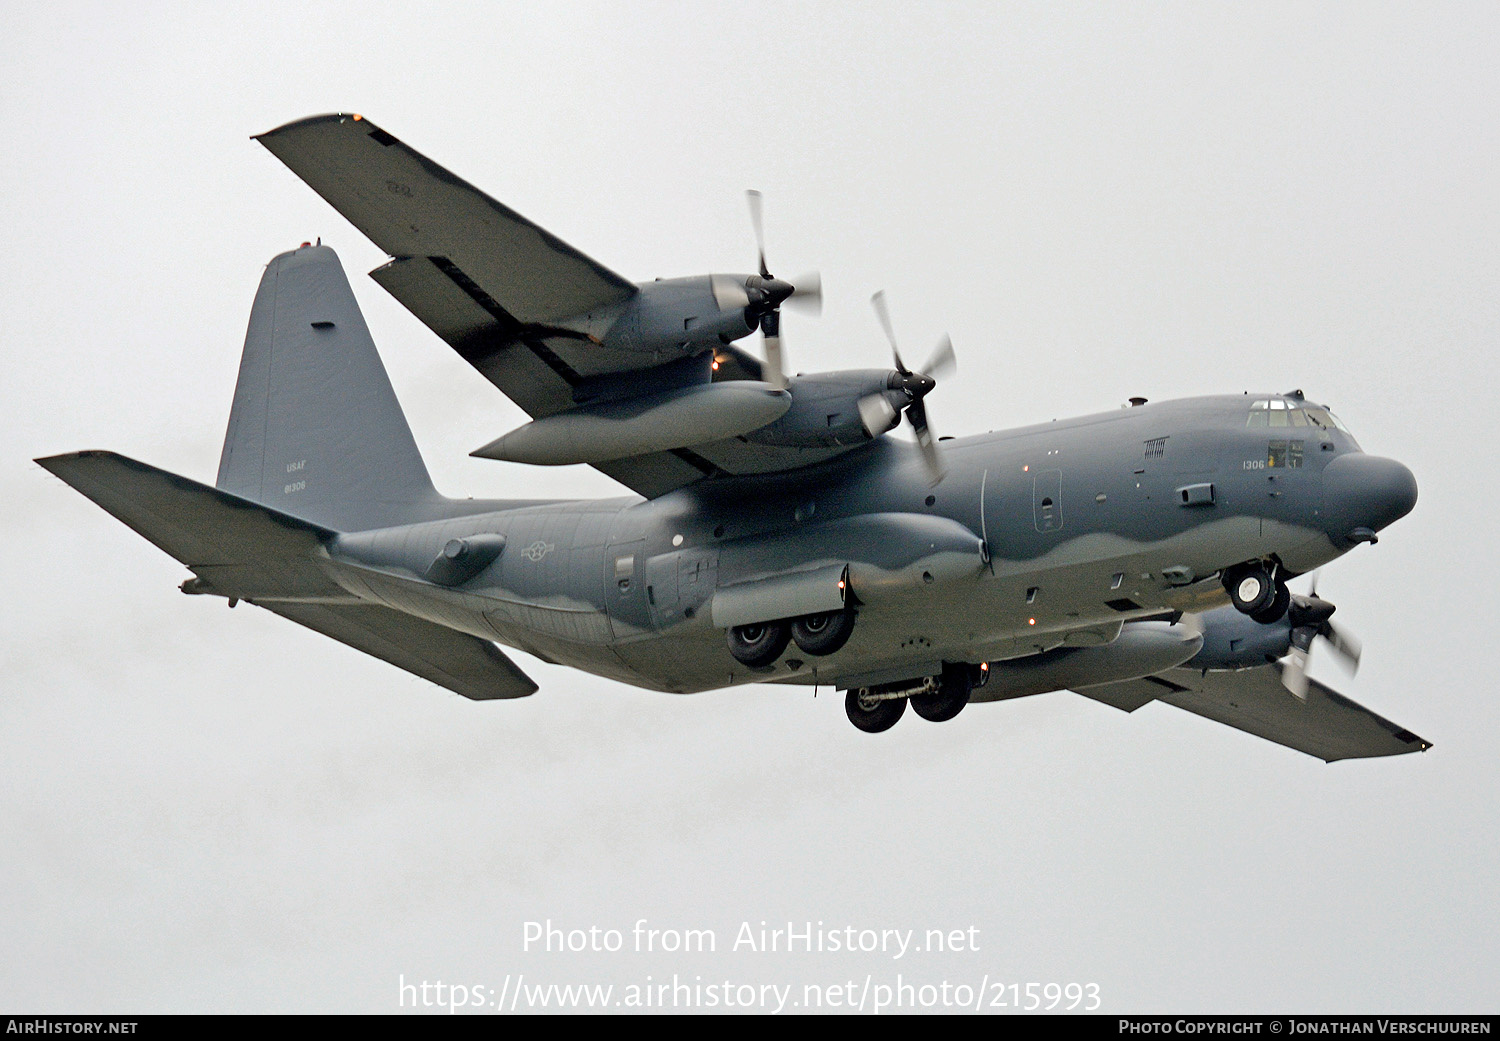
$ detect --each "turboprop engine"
[1184,576,1363,698]
[740,370,908,449]
[577,273,818,357]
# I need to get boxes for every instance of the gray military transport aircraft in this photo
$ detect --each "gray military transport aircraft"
[38,114,1428,760]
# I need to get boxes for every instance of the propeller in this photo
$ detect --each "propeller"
[864,290,957,483]
[744,190,822,389]
[1279,570,1363,698]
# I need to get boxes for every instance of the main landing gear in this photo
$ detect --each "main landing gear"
[844,663,983,733]
[1223,562,1290,624]
[845,687,908,733]
[724,612,985,733]
[725,620,791,668]
[727,606,857,667]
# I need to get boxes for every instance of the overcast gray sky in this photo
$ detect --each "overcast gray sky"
[3,0,1496,1014]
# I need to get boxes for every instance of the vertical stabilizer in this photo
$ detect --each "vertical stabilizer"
[216,244,441,530]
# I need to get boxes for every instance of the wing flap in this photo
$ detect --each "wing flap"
[255,114,635,324]
[369,254,505,355]
[369,255,577,419]
[1076,666,1430,762]
[1075,678,1164,713]
[257,601,537,701]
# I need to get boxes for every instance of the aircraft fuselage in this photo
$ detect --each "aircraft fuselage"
[324,392,1416,695]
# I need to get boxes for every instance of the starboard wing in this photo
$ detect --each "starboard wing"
[254,114,635,326]
[256,115,899,499]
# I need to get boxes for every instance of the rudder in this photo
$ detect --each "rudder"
[216,243,441,530]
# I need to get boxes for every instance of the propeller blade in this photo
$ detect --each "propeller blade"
[786,270,822,315]
[763,336,786,390]
[746,189,771,279]
[921,334,956,382]
[857,392,900,438]
[869,290,947,479]
[760,309,787,390]
[906,396,945,482]
[871,291,908,373]
[1280,648,1311,700]
[1323,621,1363,673]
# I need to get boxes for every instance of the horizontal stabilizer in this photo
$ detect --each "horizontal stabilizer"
[257,601,536,700]
[40,450,537,699]
[1076,665,1430,762]
[37,450,344,601]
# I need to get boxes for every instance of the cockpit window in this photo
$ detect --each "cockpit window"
[1248,399,1352,434]
[1248,398,1360,450]
[1247,399,1292,427]
[1304,405,1353,434]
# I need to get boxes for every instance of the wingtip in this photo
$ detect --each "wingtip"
[253,112,369,142]
[35,449,108,473]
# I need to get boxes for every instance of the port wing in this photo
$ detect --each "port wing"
[1076,665,1430,762]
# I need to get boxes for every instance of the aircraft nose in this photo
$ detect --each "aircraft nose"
[1321,453,1418,545]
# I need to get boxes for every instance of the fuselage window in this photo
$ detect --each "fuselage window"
[1267,439,1304,468]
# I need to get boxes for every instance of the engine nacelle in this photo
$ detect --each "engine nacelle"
[583,275,758,355]
[1185,604,1293,670]
[742,370,906,449]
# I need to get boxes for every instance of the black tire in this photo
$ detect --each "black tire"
[727,621,791,667]
[910,664,972,722]
[1250,581,1291,624]
[791,607,857,656]
[846,689,907,733]
[1225,566,1276,615]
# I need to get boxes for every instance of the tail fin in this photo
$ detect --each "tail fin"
[216,243,441,530]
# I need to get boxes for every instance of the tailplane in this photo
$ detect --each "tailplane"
[216,243,442,530]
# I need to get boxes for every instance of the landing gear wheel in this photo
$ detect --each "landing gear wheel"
[1250,581,1291,624]
[845,689,907,733]
[727,621,791,667]
[1225,566,1276,615]
[910,664,972,722]
[791,607,856,656]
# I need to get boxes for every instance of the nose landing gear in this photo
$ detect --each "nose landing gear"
[1223,563,1290,624]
